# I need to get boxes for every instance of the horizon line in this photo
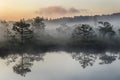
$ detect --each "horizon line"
[1,12,119,22]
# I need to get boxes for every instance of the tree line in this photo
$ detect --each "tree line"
[1,17,120,49]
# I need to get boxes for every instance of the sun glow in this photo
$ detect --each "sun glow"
[0,0,120,21]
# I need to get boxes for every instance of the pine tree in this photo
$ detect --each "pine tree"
[12,19,33,44]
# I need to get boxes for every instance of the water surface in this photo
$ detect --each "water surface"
[0,50,120,80]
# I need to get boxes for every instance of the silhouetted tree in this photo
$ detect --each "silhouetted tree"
[72,24,96,43]
[12,19,33,44]
[31,17,47,41]
[98,21,116,37]
[32,17,45,30]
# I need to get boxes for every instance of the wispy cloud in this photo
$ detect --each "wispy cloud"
[69,8,80,13]
[36,6,88,18]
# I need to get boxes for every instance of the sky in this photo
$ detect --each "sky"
[0,0,120,21]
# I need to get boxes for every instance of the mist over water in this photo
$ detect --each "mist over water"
[0,18,120,52]
[1,0,120,79]
[0,18,120,80]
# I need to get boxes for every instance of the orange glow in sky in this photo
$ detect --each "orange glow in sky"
[0,0,120,21]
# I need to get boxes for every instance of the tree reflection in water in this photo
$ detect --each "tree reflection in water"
[99,54,117,64]
[71,49,120,68]
[0,48,120,76]
[2,53,45,77]
[72,52,97,68]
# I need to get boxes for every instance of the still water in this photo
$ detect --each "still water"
[0,50,120,80]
